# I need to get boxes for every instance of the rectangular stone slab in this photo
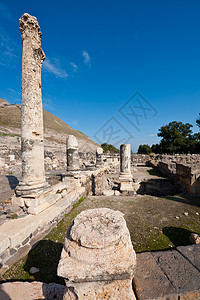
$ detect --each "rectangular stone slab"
[152,250,200,293]
[177,245,200,272]
[134,252,177,300]
[0,235,10,254]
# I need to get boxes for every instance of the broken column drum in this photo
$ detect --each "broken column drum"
[16,13,48,196]
[66,135,80,172]
[120,144,131,175]
[119,144,133,192]
[96,147,104,167]
[58,208,137,299]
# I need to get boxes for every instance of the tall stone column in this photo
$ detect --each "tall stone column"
[96,147,104,167]
[16,13,48,196]
[66,135,80,172]
[58,208,137,299]
[119,144,133,193]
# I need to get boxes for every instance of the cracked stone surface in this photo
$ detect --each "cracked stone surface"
[152,250,200,293]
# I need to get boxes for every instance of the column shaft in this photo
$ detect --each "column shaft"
[67,135,80,172]
[16,13,48,196]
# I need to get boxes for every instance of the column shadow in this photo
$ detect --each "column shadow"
[6,175,19,190]
[0,285,10,300]
[23,240,65,285]
[163,226,193,247]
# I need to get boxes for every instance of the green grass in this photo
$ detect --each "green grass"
[0,132,20,137]
[73,196,85,208]
[10,214,18,219]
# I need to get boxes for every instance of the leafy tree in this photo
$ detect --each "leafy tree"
[101,143,119,153]
[137,144,152,154]
[196,113,200,130]
[151,143,161,154]
[188,132,200,153]
[157,121,193,154]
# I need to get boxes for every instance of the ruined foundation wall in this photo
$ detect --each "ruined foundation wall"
[176,163,200,194]
[152,155,200,195]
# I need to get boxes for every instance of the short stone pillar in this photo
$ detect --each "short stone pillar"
[119,144,133,193]
[66,135,80,172]
[16,13,48,196]
[58,208,136,299]
[96,147,104,167]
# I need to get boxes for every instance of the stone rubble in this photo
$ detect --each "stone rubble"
[189,233,200,245]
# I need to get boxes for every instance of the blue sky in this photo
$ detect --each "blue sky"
[0,0,200,152]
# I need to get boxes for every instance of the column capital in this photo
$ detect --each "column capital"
[19,13,41,41]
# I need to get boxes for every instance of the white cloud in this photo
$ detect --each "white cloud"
[82,50,91,67]
[71,120,79,126]
[43,97,54,110]
[70,62,78,72]
[0,32,19,66]
[7,88,21,104]
[43,58,69,79]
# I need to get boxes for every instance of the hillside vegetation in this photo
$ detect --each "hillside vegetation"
[0,98,98,146]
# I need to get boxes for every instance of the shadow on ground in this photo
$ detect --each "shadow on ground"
[0,285,10,300]
[163,226,193,247]
[164,194,200,208]
[137,178,176,197]
[146,168,164,177]
[23,240,65,285]
[6,175,19,190]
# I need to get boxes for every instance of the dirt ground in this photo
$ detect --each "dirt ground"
[1,192,200,284]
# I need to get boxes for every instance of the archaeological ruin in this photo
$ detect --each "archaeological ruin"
[16,13,49,197]
[0,12,200,300]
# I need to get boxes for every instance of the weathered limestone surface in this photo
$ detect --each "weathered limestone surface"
[58,208,136,299]
[150,154,200,195]
[120,144,131,175]
[66,135,80,172]
[176,163,200,195]
[63,280,136,300]
[0,235,10,255]
[96,147,104,167]
[189,233,200,245]
[0,281,76,300]
[16,13,48,196]
[119,144,133,192]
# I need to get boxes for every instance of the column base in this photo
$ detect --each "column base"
[65,279,136,300]
[119,173,133,192]
[15,180,50,197]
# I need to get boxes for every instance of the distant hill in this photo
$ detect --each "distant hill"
[0,98,98,148]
